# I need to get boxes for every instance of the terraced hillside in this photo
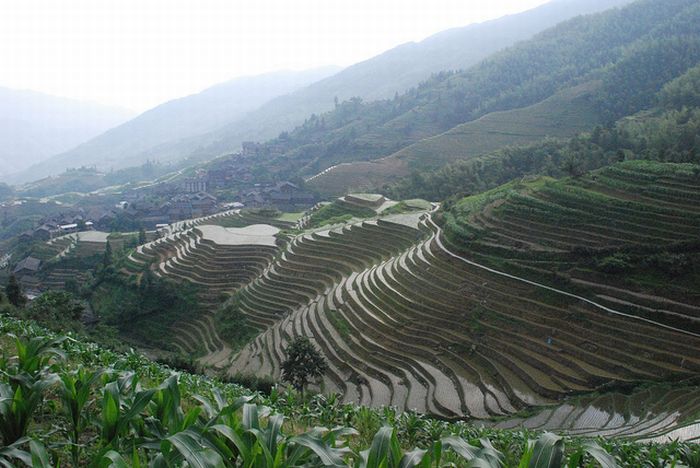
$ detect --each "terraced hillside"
[224,162,700,441]
[230,211,699,421]
[485,383,700,442]
[229,213,426,330]
[122,210,290,365]
[37,231,132,289]
[306,82,602,196]
[443,161,700,334]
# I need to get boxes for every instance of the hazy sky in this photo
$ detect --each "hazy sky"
[0,0,549,112]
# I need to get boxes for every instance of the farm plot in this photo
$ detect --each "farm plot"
[226,218,426,330]
[444,161,700,334]
[485,383,700,442]
[228,207,700,426]
[39,231,127,289]
[124,224,280,366]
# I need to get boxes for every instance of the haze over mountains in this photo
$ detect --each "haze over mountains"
[198,0,634,158]
[204,0,697,197]
[0,87,133,177]
[7,68,339,183]
[7,0,633,185]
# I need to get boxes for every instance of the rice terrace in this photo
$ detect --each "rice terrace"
[113,162,700,443]
[2,0,700,465]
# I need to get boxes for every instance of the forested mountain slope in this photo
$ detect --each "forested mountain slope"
[192,0,632,158]
[11,68,339,182]
[308,82,603,195]
[267,0,700,194]
[386,62,700,201]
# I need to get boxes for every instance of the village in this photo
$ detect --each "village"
[13,152,316,242]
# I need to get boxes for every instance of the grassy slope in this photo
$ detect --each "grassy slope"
[307,82,601,196]
[308,200,376,228]
[399,82,601,171]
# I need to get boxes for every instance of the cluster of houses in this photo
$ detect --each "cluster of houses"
[241,182,315,210]
[178,158,316,212]
[19,211,106,242]
[118,192,219,226]
[180,160,254,195]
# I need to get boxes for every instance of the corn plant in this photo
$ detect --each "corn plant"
[0,438,51,468]
[98,371,155,451]
[58,367,103,465]
[0,335,63,445]
[0,325,688,467]
[519,432,617,468]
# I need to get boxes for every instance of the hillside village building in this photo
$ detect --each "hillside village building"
[241,182,315,210]
[182,178,208,193]
[13,256,42,290]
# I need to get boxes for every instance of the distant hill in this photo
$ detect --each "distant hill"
[385,62,700,200]
[10,67,340,183]
[195,0,633,158]
[0,88,133,177]
[13,0,633,186]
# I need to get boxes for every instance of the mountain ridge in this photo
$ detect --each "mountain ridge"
[13,0,634,185]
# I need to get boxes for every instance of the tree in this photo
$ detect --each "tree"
[27,290,84,324]
[102,240,113,268]
[281,336,327,394]
[5,274,25,307]
[138,228,147,246]
[563,153,583,178]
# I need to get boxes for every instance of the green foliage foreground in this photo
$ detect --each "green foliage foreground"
[0,315,698,467]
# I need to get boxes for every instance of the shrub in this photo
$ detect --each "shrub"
[156,353,202,374]
[24,291,84,330]
[5,275,25,308]
[224,372,277,396]
[596,253,633,274]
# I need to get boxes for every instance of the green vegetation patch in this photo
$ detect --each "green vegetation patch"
[214,297,258,351]
[276,211,305,222]
[90,270,201,351]
[381,198,431,215]
[346,193,384,203]
[309,199,376,228]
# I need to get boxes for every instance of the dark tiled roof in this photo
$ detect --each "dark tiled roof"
[13,256,41,273]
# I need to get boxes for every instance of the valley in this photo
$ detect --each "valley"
[16,162,698,444]
[2,0,700,465]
